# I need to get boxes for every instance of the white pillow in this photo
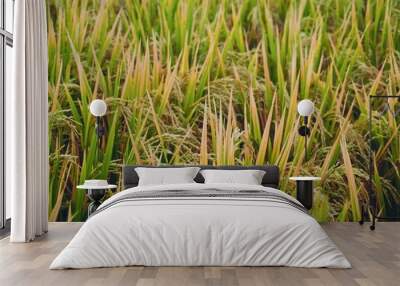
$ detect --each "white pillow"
[135,167,200,186]
[200,169,266,185]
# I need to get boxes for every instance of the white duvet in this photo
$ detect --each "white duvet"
[50,183,351,269]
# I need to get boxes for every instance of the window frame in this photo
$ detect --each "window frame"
[0,0,14,230]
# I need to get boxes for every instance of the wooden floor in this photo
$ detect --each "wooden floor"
[0,222,398,286]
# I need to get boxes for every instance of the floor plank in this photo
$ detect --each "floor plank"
[0,222,398,286]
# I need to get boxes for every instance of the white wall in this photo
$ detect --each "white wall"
[5,44,14,220]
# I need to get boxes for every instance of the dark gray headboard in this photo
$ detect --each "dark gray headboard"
[122,165,280,189]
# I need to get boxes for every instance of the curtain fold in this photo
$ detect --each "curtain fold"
[9,0,48,242]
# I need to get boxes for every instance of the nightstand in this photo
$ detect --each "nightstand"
[289,177,321,210]
[77,181,117,216]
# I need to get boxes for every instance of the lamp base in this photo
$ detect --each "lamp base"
[298,126,310,136]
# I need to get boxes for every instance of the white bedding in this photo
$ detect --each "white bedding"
[50,183,351,269]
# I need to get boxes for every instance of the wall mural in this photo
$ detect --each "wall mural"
[47,0,400,222]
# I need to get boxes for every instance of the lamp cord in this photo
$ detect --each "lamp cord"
[305,131,307,162]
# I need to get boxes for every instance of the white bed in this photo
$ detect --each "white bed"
[50,183,351,269]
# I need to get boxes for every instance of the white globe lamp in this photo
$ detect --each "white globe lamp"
[297,99,315,162]
[297,99,314,117]
[90,99,107,139]
[90,99,107,117]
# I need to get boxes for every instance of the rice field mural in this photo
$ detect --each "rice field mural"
[47,0,400,222]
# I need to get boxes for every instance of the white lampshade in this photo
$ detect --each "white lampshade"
[297,99,314,117]
[89,99,107,117]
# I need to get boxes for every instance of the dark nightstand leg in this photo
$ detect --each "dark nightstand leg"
[87,189,106,216]
[296,181,313,210]
[359,203,364,225]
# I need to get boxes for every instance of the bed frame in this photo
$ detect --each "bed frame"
[122,165,280,190]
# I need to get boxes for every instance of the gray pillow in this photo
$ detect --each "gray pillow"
[135,167,200,186]
[200,169,266,185]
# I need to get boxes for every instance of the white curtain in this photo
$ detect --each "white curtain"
[8,0,49,242]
